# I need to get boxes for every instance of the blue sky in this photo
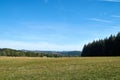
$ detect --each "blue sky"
[0,0,120,51]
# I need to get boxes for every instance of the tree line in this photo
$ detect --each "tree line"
[0,48,81,57]
[81,32,120,56]
[1,32,119,57]
[0,48,62,57]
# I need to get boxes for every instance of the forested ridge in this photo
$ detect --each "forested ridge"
[0,48,81,57]
[81,32,120,56]
[0,48,62,57]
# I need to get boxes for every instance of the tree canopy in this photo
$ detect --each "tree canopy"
[81,32,120,56]
[0,48,62,57]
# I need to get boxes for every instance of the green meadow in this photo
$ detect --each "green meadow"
[0,57,120,80]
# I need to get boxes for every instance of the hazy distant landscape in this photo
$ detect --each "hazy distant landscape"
[0,32,120,57]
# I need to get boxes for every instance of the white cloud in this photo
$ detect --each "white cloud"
[89,18,112,23]
[0,40,83,51]
[101,0,120,2]
[111,15,120,18]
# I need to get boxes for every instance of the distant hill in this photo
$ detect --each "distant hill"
[29,51,82,57]
[58,51,81,57]
[0,48,81,57]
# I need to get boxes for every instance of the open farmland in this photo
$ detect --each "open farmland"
[0,57,120,80]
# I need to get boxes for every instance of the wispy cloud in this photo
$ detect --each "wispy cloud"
[0,40,83,51]
[89,18,112,23]
[111,15,120,18]
[44,0,48,4]
[101,0,120,2]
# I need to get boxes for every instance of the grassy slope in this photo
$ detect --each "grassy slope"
[0,57,120,80]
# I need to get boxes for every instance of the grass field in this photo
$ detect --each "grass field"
[0,57,120,80]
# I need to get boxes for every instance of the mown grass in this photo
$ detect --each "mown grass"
[0,57,120,80]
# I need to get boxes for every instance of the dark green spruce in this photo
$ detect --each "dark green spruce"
[81,32,120,56]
